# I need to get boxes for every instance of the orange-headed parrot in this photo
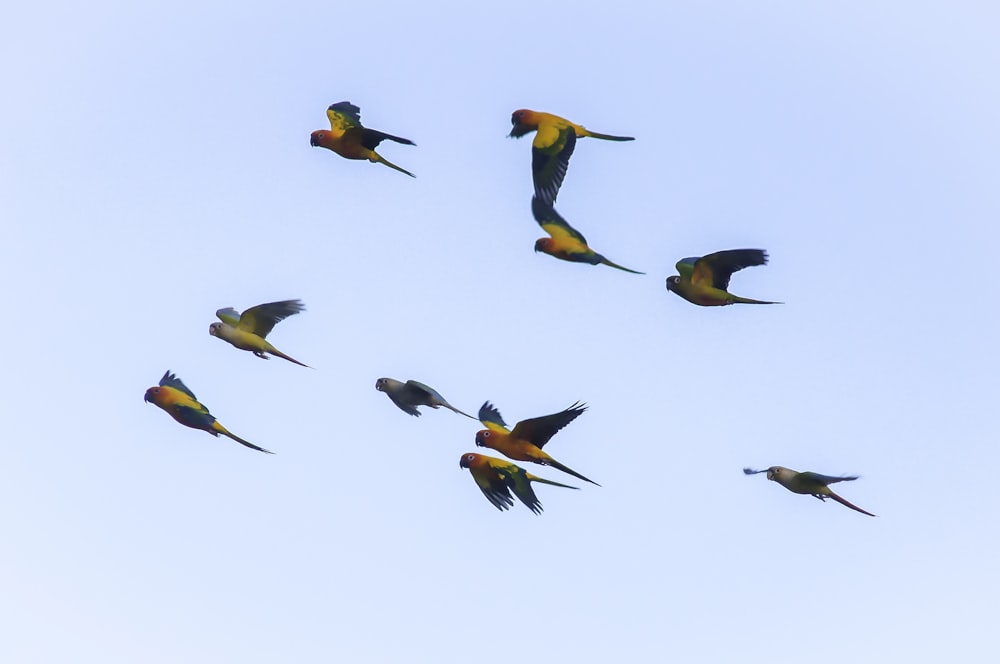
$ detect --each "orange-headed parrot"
[460,452,579,514]
[665,249,780,306]
[144,371,273,454]
[475,401,599,486]
[209,299,309,367]
[531,197,643,274]
[375,377,476,419]
[310,102,415,177]
[509,109,633,205]
[743,466,876,517]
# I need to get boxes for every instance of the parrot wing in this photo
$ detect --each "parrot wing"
[675,257,699,280]
[531,125,576,206]
[478,401,510,433]
[237,299,305,338]
[691,249,769,290]
[215,307,242,326]
[530,197,588,245]
[171,402,216,430]
[327,102,363,136]
[404,380,445,404]
[469,465,515,511]
[158,371,198,401]
[799,471,860,486]
[509,402,587,448]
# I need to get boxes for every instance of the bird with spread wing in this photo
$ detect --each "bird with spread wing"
[665,249,780,306]
[310,102,415,177]
[460,452,578,514]
[209,299,309,367]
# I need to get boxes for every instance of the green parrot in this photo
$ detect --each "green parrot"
[375,377,476,419]
[744,466,876,516]
[460,452,579,514]
[209,299,309,367]
[665,249,780,306]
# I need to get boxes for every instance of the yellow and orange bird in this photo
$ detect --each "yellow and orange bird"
[475,401,600,486]
[509,109,633,205]
[460,452,579,514]
[209,299,308,367]
[310,101,415,177]
[143,371,273,454]
[531,196,643,274]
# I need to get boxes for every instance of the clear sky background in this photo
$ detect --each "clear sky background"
[3,1,999,662]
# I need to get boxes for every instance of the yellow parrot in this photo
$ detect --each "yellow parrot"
[665,249,780,306]
[209,299,308,367]
[509,109,633,205]
[475,401,600,486]
[460,452,578,514]
[310,102,415,177]
[531,197,643,274]
[144,370,272,454]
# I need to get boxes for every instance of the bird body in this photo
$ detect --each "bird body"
[310,102,415,177]
[531,197,643,274]
[209,299,308,367]
[475,401,599,486]
[744,466,875,516]
[460,452,578,514]
[666,249,779,306]
[375,377,476,419]
[509,109,633,205]
[144,371,272,454]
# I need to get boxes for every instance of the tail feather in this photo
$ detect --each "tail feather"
[528,474,580,490]
[732,295,782,305]
[271,348,310,368]
[827,491,876,517]
[443,403,479,420]
[375,153,416,178]
[546,458,600,487]
[583,130,634,142]
[599,256,645,275]
[213,422,274,454]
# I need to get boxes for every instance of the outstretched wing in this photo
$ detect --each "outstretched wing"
[509,402,587,449]
[470,465,515,512]
[158,370,198,401]
[799,471,859,486]
[692,249,768,290]
[237,299,305,338]
[405,380,445,404]
[530,197,588,245]
[327,102,363,137]
[478,402,510,434]
[532,125,576,206]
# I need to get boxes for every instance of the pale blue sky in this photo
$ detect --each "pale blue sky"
[3,1,999,662]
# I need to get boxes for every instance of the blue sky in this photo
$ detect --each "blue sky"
[3,1,999,661]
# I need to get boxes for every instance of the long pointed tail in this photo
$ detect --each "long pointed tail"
[546,458,601,487]
[582,129,634,142]
[213,422,274,454]
[599,255,645,275]
[271,348,310,368]
[528,474,580,490]
[374,152,416,178]
[828,490,876,517]
[443,403,479,420]
[731,295,782,305]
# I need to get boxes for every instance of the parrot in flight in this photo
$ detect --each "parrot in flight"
[743,466,875,517]
[375,377,476,419]
[509,109,633,206]
[475,401,599,486]
[209,299,309,367]
[665,249,780,306]
[310,102,415,177]
[144,371,273,454]
[531,197,643,274]
[460,452,579,514]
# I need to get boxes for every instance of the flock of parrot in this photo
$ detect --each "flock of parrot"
[143,102,875,518]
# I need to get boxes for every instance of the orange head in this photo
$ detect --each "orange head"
[534,238,555,254]
[144,385,164,405]
[310,130,331,148]
[460,452,483,469]
[509,109,538,137]
[475,429,496,448]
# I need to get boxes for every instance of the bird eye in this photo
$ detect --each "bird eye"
[482,431,490,437]
[466,454,475,461]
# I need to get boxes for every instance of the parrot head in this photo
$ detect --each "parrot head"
[534,238,554,254]
[765,466,786,481]
[508,109,537,138]
[144,386,162,405]
[474,429,493,448]
[208,322,223,337]
[310,130,330,148]
[460,452,480,469]
[665,275,681,293]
